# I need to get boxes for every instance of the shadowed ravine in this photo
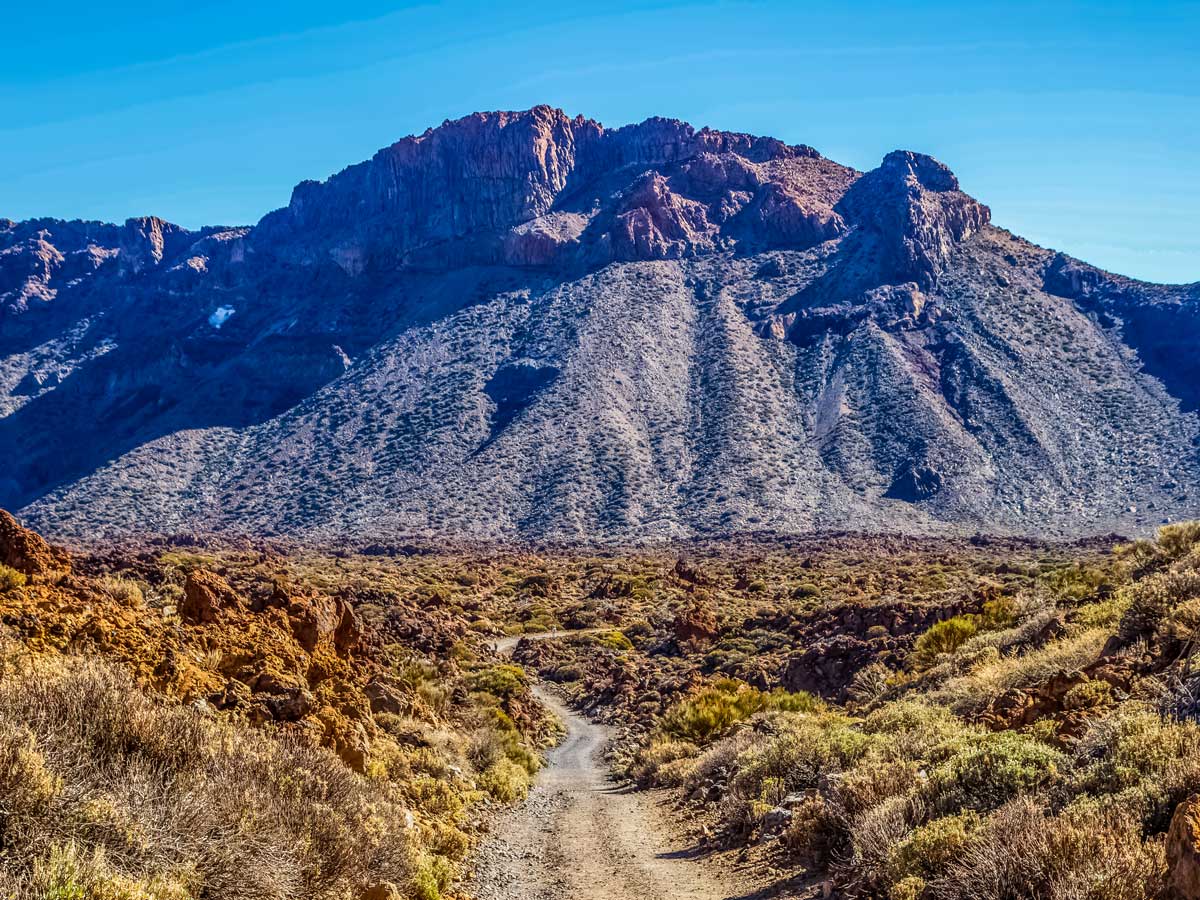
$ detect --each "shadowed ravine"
[471,633,755,900]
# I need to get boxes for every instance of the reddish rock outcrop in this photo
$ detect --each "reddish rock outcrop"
[0,509,69,576]
[119,216,192,276]
[251,105,854,271]
[180,569,243,624]
[673,599,719,645]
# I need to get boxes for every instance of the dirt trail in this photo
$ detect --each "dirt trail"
[470,632,757,900]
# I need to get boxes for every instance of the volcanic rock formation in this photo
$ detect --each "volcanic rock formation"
[1,106,1197,541]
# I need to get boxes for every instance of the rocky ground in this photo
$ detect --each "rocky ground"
[9,506,1200,898]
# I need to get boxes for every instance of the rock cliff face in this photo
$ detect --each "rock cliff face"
[250,106,851,273]
[1,106,1198,541]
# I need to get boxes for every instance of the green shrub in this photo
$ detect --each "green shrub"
[659,681,822,744]
[479,758,532,803]
[1063,679,1113,710]
[466,665,527,701]
[862,700,974,763]
[886,811,980,888]
[925,731,1065,814]
[913,616,981,668]
[591,630,633,653]
[0,565,26,594]
[410,851,455,900]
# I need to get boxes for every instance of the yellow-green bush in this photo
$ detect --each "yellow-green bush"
[0,564,26,594]
[591,630,634,653]
[466,664,528,701]
[925,731,1065,814]
[479,757,532,803]
[659,680,823,744]
[630,738,700,786]
[885,811,980,888]
[913,616,981,668]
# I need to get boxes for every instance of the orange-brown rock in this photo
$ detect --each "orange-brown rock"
[179,569,243,625]
[270,584,363,656]
[673,599,718,645]
[0,509,69,577]
[1169,795,1200,899]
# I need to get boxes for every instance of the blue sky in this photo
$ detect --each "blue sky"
[2,1,1197,283]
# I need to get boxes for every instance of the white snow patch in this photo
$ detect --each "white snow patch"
[208,306,236,329]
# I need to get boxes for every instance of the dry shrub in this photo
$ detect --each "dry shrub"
[929,797,1165,900]
[0,655,419,900]
[846,663,892,706]
[95,575,145,607]
[783,794,846,868]
[933,627,1109,717]
[1118,569,1200,643]
[629,738,700,787]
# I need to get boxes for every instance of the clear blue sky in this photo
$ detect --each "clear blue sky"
[2,1,1197,283]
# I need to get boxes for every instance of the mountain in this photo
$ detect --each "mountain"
[2,105,1198,542]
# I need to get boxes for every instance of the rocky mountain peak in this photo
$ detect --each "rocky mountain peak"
[837,148,990,289]
[248,106,861,274]
[119,216,192,276]
[2,107,1195,542]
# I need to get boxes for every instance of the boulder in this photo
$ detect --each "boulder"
[364,677,409,715]
[179,570,243,625]
[287,591,363,655]
[0,509,70,577]
[1169,795,1200,899]
[673,600,718,645]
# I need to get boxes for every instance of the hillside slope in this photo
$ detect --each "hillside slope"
[2,106,1197,540]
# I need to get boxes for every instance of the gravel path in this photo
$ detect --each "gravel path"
[470,633,757,900]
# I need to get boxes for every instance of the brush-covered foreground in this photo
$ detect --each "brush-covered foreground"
[0,511,556,900]
[7,509,1200,899]
[516,525,1200,899]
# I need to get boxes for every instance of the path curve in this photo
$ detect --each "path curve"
[470,632,754,900]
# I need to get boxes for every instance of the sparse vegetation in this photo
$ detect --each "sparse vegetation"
[5,512,1200,899]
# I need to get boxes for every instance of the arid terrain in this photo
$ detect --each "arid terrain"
[6,506,1200,898]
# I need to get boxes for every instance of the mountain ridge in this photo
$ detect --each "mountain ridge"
[2,106,1198,541]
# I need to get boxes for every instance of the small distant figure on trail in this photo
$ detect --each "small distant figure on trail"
[551,625,558,638]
